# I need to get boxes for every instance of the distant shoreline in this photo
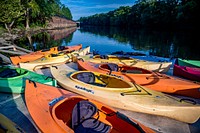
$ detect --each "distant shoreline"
[0,25,78,42]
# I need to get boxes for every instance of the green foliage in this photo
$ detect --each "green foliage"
[0,0,24,32]
[0,0,24,24]
[60,5,72,19]
[80,0,199,30]
[0,0,73,32]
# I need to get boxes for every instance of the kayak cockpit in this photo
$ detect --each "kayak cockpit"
[51,96,146,133]
[0,67,28,78]
[99,63,152,74]
[71,71,132,89]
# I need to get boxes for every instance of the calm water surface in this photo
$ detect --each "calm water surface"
[15,26,200,60]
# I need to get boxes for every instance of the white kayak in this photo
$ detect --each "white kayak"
[78,54,172,73]
[50,63,200,124]
[19,46,90,71]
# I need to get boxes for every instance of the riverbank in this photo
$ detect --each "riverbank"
[0,27,45,46]
[0,26,78,64]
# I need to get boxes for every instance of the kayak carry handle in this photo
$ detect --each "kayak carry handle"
[180,98,196,105]
[28,80,37,88]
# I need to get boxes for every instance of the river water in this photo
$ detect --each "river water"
[15,26,200,60]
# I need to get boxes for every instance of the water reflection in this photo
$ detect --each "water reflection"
[48,27,76,40]
[15,26,200,60]
[15,27,76,51]
[79,26,200,60]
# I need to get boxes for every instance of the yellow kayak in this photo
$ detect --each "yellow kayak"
[19,46,90,71]
[80,54,172,73]
[10,44,82,65]
[50,63,200,124]
[0,113,25,133]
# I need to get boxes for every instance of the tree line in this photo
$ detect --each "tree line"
[0,0,72,33]
[80,0,199,30]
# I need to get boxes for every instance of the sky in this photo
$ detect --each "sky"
[60,0,136,20]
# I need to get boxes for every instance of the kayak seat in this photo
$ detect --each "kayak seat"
[107,63,119,72]
[58,46,65,51]
[76,72,106,87]
[51,54,59,57]
[77,72,95,84]
[74,118,111,133]
[41,48,50,52]
[72,100,111,133]
[0,68,20,78]
[100,55,109,59]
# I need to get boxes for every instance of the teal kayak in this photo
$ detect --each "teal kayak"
[0,66,57,93]
[177,58,200,68]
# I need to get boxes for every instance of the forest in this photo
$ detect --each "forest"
[0,0,72,33]
[80,0,199,30]
[0,0,199,34]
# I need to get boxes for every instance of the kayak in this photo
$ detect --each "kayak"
[176,58,200,68]
[19,46,90,71]
[10,44,82,65]
[111,51,171,62]
[0,113,25,133]
[77,59,200,98]
[50,64,200,124]
[111,51,146,56]
[25,80,155,133]
[80,54,172,73]
[0,66,57,93]
[173,58,200,82]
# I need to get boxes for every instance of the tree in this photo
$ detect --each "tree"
[21,0,40,30]
[0,0,24,33]
[21,0,73,29]
[61,5,72,20]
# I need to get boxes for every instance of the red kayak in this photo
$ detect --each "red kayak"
[173,59,200,82]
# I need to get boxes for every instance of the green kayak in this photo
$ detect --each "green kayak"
[0,66,57,93]
[177,58,200,68]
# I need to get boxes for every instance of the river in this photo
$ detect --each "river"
[15,26,200,60]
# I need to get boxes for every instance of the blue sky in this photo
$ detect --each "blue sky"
[60,0,136,20]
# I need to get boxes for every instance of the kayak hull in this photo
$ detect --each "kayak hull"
[0,66,57,93]
[77,60,200,98]
[10,44,82,65]
[19,46,90,71]
[80,54,172,73]
[173,64,200,82]
[25,80,154,133]
[50,64,200,123]
[176,58,200,68]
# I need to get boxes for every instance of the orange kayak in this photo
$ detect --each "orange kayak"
[25,80,155,133]
[10,44,82,65]
[77,59,200,98]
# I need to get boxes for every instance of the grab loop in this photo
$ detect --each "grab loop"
[180,98,196,105]
[29,80,37,88]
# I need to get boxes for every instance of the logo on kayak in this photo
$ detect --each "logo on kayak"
[49,96,65,106]
[75,85,94,94]
[106,73,123,79]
